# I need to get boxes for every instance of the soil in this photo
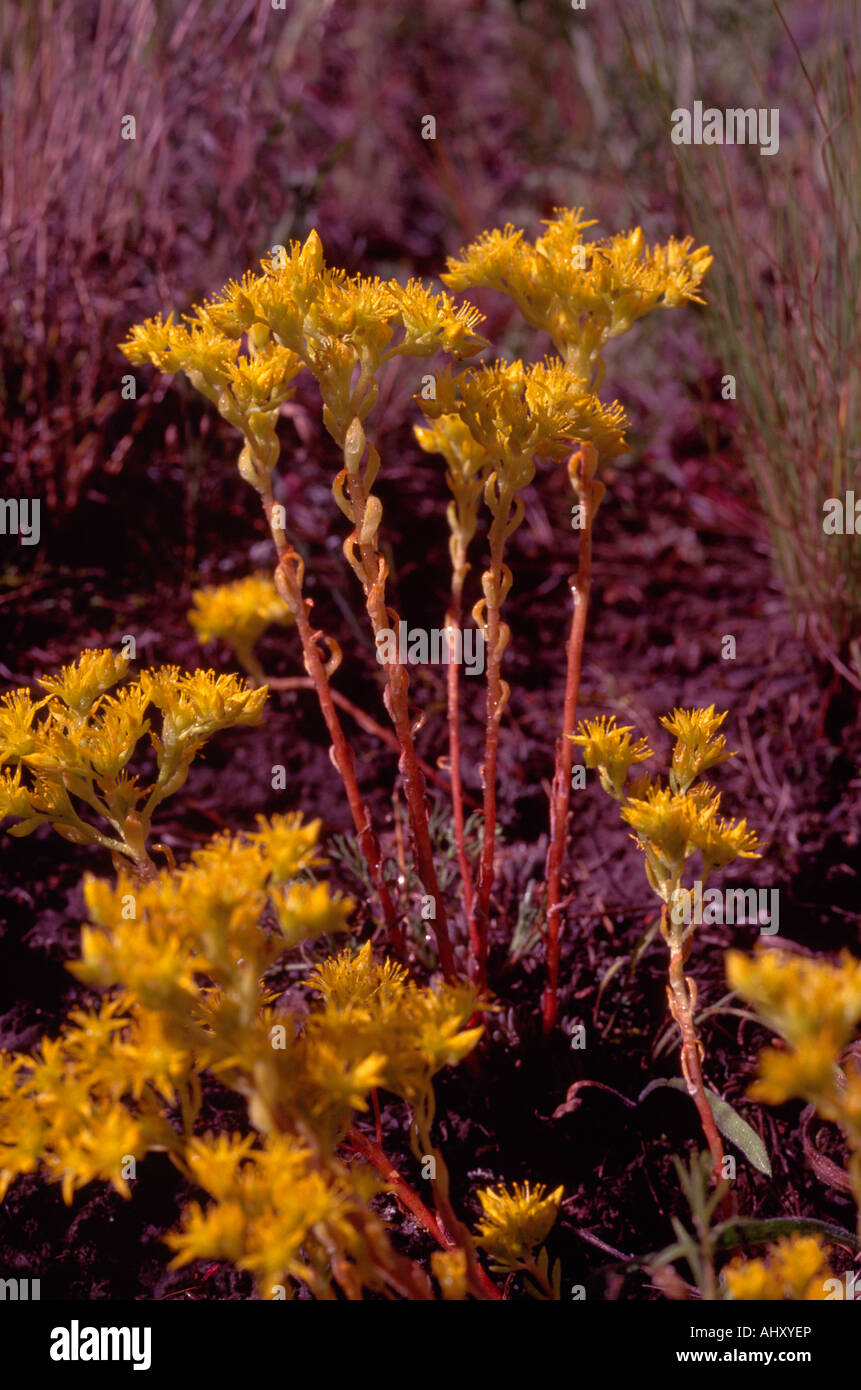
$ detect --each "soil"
[2,368,859,1300]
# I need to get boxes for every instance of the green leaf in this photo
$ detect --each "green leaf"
[639,1078,772,1176]
[712,1217,860,1254]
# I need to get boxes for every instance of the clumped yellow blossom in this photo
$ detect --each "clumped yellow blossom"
[570,715,653,797]
[188,573,294,681]
[166,1132,393,1299]
[0,652,267,876]
[305,941,484,1112]
[727,949,861,1057]
[36,648,130,717]
[474,1181,564,1270]
[443,207,712,377]
[421,359,628,477]
[660,705,734,792]
[726,947,861,1225]
[723,1235,834,1301]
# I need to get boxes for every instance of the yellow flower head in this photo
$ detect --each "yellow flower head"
[660,704,734,792]
[444,208,711,367]
[188,573,294,661]
[724,1235,833,1301]
[621,784,715,873]
[727,949,861,1055]
[141,668,267,748]
[570,715,653,797]
[36,648,129,718]
[474,1181,564,1269]
[383,278,487,359]
[421,359,628,481]
[689,809,760,871]
[0,689,48,762]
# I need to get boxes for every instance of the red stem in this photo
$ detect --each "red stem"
[542,452,594,1035]
[346,1127,503,1300]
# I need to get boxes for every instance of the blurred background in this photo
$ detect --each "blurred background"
[1,0,858,673]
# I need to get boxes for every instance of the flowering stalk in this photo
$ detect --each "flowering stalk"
[333,417,456,979]
[470,479,518,985]
[414,414,493,949]
[664,901,726,1184]
[446,545,475,927]
[260,478,404,957]
[573,708,759,1187]
[542,442,603,1032]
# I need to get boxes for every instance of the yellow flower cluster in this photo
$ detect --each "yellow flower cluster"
[622,784,760,881]
[0,994,183,1205]
[0,816,488,1295]
[121,229,488,470]
[723,1234,834,1301]
[443,207,712,376]
[570,714,653,796]
[474,1181,564,1272]
[726,948,861,1111]
[571,707,758,893]
[165,1131,387,1299]
[305,942,484,1119]
[422,359,628,480]
[660,705,734,792]
[0,651,266,873]
[188,573,294,681]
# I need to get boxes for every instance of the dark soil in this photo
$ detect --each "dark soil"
[2,371,859,1300]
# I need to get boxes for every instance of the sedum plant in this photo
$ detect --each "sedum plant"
[726,947,861,1232]
[0,649,266,882]
[418,358,627,984]
[122,209,711,1006]
[122,233,488,975]
[437,209,711,1024]
[572,707,760,1186]
[0,812,505,1299]
[473,1180,564,1299]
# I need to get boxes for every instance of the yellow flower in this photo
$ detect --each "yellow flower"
[570,715,653,796]
[689,810,760,871]
[443,208,711,367]
[307,941,409,1013]
[726,948,861,1117]
[726,949,861,1052]
[141,668,267,747]
[270,880,353,948]
[421,359,628,482]
[660,704,734,791]
[384,278,487,359]
[36,648,129,717]
[188,573,294,675]
[724,1235,833,1301]
[474,1182,564,1268]
[431,1248,469,1300]
[621,784,712,871]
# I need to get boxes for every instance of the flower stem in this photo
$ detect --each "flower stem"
[664,907,726,1188]
[542,447,596,1034]
[260,484,404,958]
